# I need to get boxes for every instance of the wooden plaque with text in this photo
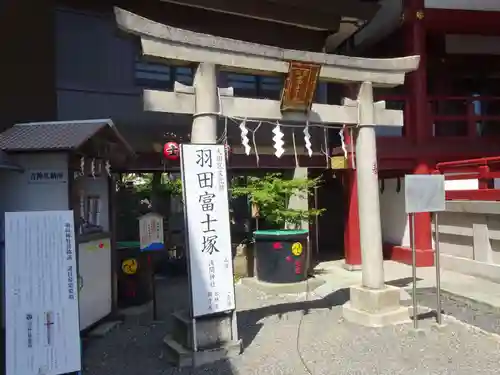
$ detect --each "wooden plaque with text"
[280,61,320,113]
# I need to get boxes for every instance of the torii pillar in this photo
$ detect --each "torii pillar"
[191,63,218,143]
[341,84,410,327]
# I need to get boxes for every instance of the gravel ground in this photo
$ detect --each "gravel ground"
[411,287,500,336]
[82,278,500,375]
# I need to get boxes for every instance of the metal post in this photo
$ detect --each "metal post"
[230,310,239,342]
[410,213,418,329]
[434,212,442,325]
[354,82,385,290]
[191,318,198,352]
[314,186,319,256]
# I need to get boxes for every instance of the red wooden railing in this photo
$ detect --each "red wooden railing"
[435,156,500,201]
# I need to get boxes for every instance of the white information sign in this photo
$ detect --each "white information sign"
[139,212,164,251]
[180,144,236,318]
[405,174,446,214]
[5,211,81,375]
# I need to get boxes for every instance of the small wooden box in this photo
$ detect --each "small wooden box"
[331,156,348,170]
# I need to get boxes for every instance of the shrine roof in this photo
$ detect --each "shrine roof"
[0,119,134,154]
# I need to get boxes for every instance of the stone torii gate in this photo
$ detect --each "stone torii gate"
[116,4,418,339]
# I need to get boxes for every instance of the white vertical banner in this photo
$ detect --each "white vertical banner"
[180,144,236,318]
[5,211,81,375]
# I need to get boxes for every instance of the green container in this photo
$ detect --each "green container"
[253,229,309,284]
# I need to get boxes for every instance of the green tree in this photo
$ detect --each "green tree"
[231,173,325,229]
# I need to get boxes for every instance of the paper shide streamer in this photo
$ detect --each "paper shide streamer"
[239,119,251,155]
[303,122,313,157]
[80,157,85,176]
[272,123,285,158]
[105,160,111,177]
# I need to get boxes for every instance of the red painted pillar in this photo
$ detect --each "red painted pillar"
[396,0,434,267]
[404,0,429,143]
[343,124,362,269]
[344,170,362,269]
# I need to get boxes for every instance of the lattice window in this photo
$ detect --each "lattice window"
[79,195,102,234]
[135,60,171,90]
[86,195,101,227]
[134,59,193,90]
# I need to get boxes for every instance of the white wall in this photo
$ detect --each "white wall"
[425,0,500,11]
[445,179,479,191]
[379,178,410,246]
[378,176,478,247]
[0,153,69,214]
[78,238,112,330]
[74,173,112,330]
[435,201,500,283]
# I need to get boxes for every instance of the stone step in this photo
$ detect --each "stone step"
[163,334,242,368]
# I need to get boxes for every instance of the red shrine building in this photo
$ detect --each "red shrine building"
[2,0,500,272]
[338,0,500,269]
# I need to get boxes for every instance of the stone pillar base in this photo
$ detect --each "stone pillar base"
[342,284,410,327]
[342,262,362,271]
[163,310,242,367]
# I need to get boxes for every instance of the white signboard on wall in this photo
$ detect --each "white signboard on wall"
[5,211,81,375]
[28,169,68,184]
[180,144,235,318]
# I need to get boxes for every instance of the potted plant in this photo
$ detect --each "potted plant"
[231,173,325,284]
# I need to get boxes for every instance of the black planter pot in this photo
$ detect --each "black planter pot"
[116,244,153,308]
[253,229,309,284]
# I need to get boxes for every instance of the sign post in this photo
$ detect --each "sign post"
[139,212,165,321]
[4,211,81,375]
[404,174,446,329]
[180,144,238,356]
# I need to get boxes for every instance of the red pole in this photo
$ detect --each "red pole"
[344,170,362,269]
[342,122,362,269]
[402,0,434,267]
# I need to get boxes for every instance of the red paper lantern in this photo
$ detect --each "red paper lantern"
[163,142,180,160]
